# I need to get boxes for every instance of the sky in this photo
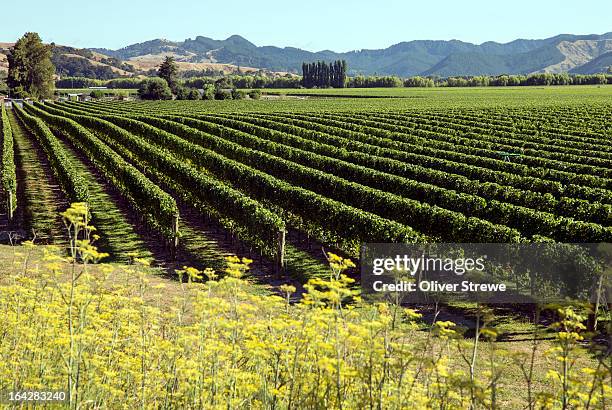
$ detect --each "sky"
[2,0,611,52]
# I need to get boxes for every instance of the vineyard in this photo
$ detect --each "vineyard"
[1,89,612,281]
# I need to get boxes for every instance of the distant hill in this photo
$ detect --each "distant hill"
[91,32,612,77]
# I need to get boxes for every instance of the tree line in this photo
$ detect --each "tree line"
[345,73,611,88]
[302,61,347,88]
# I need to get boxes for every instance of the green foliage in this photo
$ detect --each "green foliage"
[54,92,612,249]
[137,77,172,100]
[174,86,188,100]
[351,75,403,88]
[214,89,232,100]
[1,105,16,214]
[56,77,106,89]
[175,86,201,100]
[404,76,435,87]
[11,86,612,259]
[89,89,104,99]
[234,114,611,227]
[13,105,88,203]
[157,56,178,92]
[302,60,347,88]
[202,84,215,100]
[41,103,286,259]
[248,89,262,99]
[7,32,55,99]
[168,115,524,243]
[132,115,424,248]
[186,88,200,100]
[201,115,612,242]
[231,89,246,100]
[184,75,301,89]
[25,103,178,240]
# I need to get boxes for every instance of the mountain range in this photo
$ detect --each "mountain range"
[2,32,612,78]
[91,32,612,77]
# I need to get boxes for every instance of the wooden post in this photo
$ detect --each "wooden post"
[275,229,286,277]
[172,213,179,259]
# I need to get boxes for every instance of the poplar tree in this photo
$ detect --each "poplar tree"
[301,60,348,88]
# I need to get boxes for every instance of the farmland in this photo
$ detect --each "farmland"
[1,86,611,408]
[1,86,612,280]
[256,84,612,106]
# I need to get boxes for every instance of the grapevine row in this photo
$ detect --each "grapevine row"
[25,103,179,242]
[212,112,611,226]
[41,102,425,251]
[255,113,612,204]
[1,105,16,219]
[14,105,89,204]
[287,112,612,186]
[170,114,611,242]
[39,103,286,260]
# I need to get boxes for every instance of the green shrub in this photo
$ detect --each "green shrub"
[248,89,262,100]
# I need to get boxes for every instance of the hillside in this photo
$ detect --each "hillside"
[0,40,290,80]
[540,39,612,73]
[571,50,612,74]
[0,43,10,75]
[0,43,137,79]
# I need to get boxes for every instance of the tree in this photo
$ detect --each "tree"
[175,86,189,100]
[301,60,347,88]
[137,78,172,100]
[7,32,55,99]
[157,56,179,92]
[248,89,262,100]
[202,84,215,100]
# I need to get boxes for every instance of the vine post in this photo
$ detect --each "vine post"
[172,213,179,258]
[275,229,286,277]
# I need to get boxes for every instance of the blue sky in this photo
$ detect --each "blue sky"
[2,0,611,51]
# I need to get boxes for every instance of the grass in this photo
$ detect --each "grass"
[54,130,153,262]
[9,110,67,243]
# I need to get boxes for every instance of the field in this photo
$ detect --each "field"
[1,86,611,407]
[258,84,612,105]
